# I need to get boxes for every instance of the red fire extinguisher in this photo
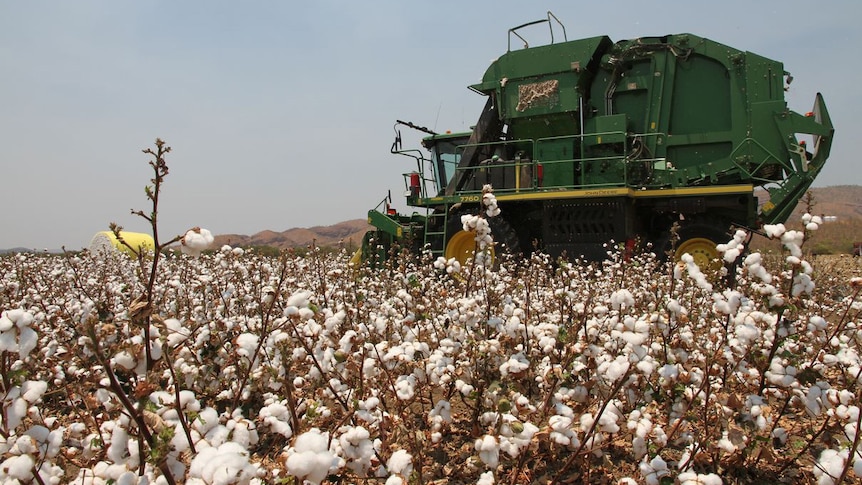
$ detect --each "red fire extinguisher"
[409,172,421,198]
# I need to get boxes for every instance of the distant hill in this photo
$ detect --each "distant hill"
[212,219,371,250]
[209,185,862,253]
[752,185,862,254]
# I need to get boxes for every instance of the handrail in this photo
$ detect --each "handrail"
[508,11,567,51]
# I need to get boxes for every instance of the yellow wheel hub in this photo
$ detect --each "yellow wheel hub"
[444,230,496,268]
[676,237,721,270]
[444,230,478,267]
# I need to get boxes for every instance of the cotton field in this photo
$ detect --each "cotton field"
[2,221,862,485]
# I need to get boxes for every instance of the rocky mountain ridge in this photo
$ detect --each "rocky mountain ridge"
[212,219,371,250]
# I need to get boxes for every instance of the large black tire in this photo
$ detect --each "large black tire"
[444,212,522,268]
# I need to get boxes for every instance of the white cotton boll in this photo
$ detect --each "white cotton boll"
[717,431,737,453]
[9,309,33,328]
[813,448,846,485]
[0,454,35,481]
[639,455,669,485]
[781,230,805,257]
[107,425,131,464]
[44,428,64,459]
[205,424,231,447]
[286,429,337,485]
[387,449,413,476]
[474,435,499,468]
[394,375,416,401]
[188,441,259,484]
[500,353,530,378]
[298,308,315,321]
[6,397,27,430]
[0,315,13,332]
[236,333,259,359]
[14,435,37,454]
[287,290,312,308]
[598,356,630,383]
[186,228,213,249]
[115,471,142,485]
[293,429,329,453]
[723,247,741,263]
[792,273,815,297]
[228,415,258,448]
[181,227,214,257]
[808,316,828,332]
[194,408,220,436]
[763,224,786,239]
[17,326,37,359]
[386,476,405,485]
[610,289,635,310]
[20,380,47,403]
[477,471,495,485]
[114,350,137,370]
[679,472,723,485]
[806,222,820,231]
[165,318,190,347]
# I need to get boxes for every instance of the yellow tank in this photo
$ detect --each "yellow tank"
[89,231,155,257]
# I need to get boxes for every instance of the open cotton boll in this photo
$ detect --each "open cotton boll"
[0,454,35,482]
[236,333,259,359]
[678,471,723,485]
[474,435,499,468]
[259,402,294,439]
[639,455,669,485]
[336,425,376,475]
[718,229,747,263]
[285,428,337,485]
[477,471,495,485]
[813,448,847,485]
[188,441,260,484]
[500,352,530,378]
[165,318,190,347]
[0,309,38,359]
[20,380,48,403]
[394,375,417,400]
[387,449,413,476]
[763,224,786,239]
[181,227,214,258]
[286,290,312,308]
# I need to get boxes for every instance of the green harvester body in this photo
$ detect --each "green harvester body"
[360,13,833,264]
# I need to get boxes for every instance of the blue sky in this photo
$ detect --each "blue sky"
[1,1,858,250]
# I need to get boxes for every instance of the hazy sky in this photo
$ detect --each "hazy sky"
[2,1,858,250]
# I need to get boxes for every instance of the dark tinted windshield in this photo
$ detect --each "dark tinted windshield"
[428,136,470,191]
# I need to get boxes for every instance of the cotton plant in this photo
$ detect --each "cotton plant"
[457,184,502,269]
[0,381,64,484]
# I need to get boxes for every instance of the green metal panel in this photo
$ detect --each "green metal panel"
[536,138,576,187]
